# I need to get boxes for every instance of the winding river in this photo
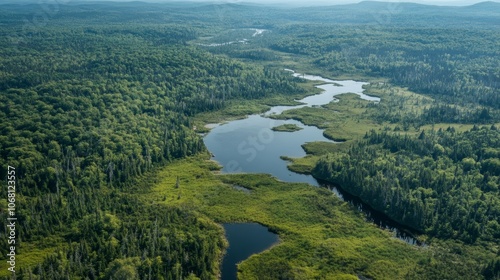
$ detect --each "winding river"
[197,28,267,47]
[204,70,422,279]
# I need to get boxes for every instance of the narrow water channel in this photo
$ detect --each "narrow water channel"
[204,70,422,279]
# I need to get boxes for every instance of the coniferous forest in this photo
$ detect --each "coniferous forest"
[0,1,499,279]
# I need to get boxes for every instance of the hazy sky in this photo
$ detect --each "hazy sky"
[42,0,498,6]
[8,0,495,7]
[162,0,500,6]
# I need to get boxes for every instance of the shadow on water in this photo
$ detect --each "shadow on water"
[221,223,279,280]
[316,178,426,246]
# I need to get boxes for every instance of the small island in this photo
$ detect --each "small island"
[271,124,303,132]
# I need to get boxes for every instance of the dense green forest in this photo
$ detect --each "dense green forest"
[314,126,500,243]
[1,1,499,279]
[0,3,302,279]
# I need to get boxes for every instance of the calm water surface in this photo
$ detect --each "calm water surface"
[221,223,278,280]
[204,70,378,185]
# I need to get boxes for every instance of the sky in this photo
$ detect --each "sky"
[5,0,499,6]
[151,0,500,6]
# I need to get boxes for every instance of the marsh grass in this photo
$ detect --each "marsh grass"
[145,156,430,279]
[271,124,303,132]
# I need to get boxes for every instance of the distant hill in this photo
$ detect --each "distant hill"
[465,0,500,9]
[287,1,500,27]
[0,0,498,28]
